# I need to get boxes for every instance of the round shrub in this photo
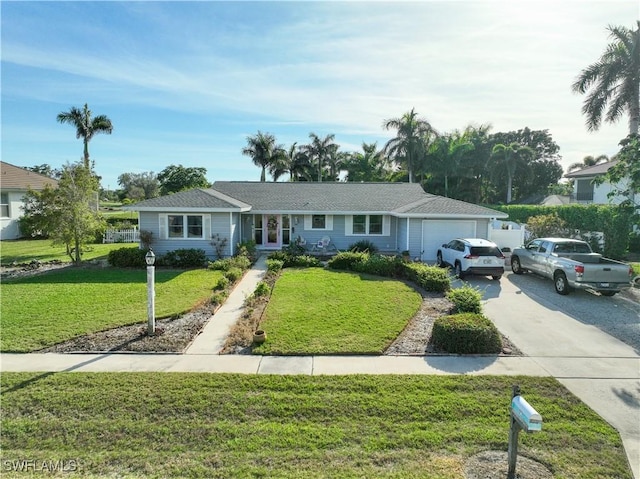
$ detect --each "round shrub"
[354,254,403,277]
[288,255,322,268]
[214,276,230,291]
[160,248,207,268]
[108,247,147,268]
[327,252,368,271]
[254,281,271,297]
[431,313,502,354]
[211,290,228,307]
[446,285,483,313]
[224,267,243,283]
[266,259,284,272]
[402,263,451,292]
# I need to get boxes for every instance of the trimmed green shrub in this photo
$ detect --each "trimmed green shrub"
[327,251,368,271]
[447,285,483,314]
[402,263,451,292]
[266,259,284,272]
[267,251,322,268]
[224,267,243,283]
[236,240,257,262]
[431,313,502,354]
[209,255,251,272]
[108,247,147,268]
[254,281,270,297]
[214,276,230,291]
[211,290,228,307]
[160,249,207,268]
[348,240,379,254]
[354,254,404,278]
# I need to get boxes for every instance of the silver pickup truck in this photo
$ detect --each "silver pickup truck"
[510,237,633,296]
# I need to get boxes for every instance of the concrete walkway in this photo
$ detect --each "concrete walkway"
[0,259,638,478]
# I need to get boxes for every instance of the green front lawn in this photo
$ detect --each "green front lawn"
[0,268,222,352]
[255,268,422,354]
[0,240,137,265]
[0,373,631,478]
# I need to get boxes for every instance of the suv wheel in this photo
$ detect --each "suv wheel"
[454,262,465,279]
[436,251,444,267]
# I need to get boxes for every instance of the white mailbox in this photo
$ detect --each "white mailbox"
[510,395,542,432]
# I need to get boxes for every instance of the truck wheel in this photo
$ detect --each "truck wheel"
[436,251,444,267]
[492,275,502,281]
[554,272,570,295]
[511,256,524,275]
[454,262,465,279]
[599,291,617,297]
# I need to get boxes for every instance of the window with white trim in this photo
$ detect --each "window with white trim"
[304,214,333,231]
[312,215,325,229]
[346,214,389,236]
[0,193,9,218]
[167,215,204,239]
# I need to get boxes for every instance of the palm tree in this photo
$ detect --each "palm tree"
[269,143,313,181]
[344,142,390,182]
[567,154,610,172]
[383,108,436,183]
[56,103,113,169]
[428,130,475,197]
[572,21,640,134]
[490,142,535,203]
[242,131,285,182]
[302,133,337,182]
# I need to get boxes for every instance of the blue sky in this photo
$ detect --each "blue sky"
[1,1,638,191]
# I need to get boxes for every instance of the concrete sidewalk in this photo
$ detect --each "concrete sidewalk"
[1,258,638,478]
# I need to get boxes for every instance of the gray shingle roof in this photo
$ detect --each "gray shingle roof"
[564,160,618,178]
[127,188,250,210]
[128,181,507,218]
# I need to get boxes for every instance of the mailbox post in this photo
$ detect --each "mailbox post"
[508,385,542,479]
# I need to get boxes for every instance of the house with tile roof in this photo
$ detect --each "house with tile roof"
[127,181,508,261]
[565,160,635,205]
[0,161,59,240]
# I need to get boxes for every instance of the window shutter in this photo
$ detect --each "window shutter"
[304,215,311,230]
[345,215,353,236]
[326,215,333,230]
[383,215,391,236]
[159,214,167,239]
[203,214,212,239]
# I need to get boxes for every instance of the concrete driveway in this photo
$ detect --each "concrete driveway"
[462,271,640,479]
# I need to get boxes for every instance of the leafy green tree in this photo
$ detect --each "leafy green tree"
[383,108,436,183]
[302,133,338,182]
[117,172,160,200]
[572,21,640,134]
[20,162,105,264]
[242,131,286,182]
[56,103,113,169]
[490,143,535,203]
[158,165,209,195]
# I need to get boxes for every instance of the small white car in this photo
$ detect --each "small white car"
[436,238,505,280]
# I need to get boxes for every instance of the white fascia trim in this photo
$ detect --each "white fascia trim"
[397,213,508,219]
[128,207,251,213]
[249,210,390,215]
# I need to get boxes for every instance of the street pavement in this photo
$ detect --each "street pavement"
[1,258,638,478]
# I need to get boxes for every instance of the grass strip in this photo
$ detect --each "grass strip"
[0,240,137,265]
[1,268,222,352]
[0,373,631,478]
[255,268,422,354]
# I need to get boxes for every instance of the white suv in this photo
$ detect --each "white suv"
[436,238,505,280]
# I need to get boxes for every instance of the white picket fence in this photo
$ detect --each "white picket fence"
[103,227,139,244]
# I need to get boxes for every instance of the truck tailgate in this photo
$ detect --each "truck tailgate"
[581,263,630,284]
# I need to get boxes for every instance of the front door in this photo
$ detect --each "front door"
[264,214,281,248]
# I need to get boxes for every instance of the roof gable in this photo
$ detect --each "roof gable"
[1,161,58,190]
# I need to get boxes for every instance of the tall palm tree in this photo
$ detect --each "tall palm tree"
[242,131,285,182]
[572,21,640,134]
[428,130,475,197]
[56,103,113,169]
[302,133,337,182]
[490,142,535,203]
[567,154,610,172]
[268,143,313,182]
[344,142,390,182]
[383,108,436,183]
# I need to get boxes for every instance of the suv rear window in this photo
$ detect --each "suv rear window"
[470,246,501,257]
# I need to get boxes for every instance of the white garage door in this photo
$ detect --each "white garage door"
[421,220,477,262]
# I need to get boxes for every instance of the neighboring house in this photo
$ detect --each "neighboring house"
[0,161,59,240]
[127,182,507,262]
[540,194,571,206]
[565,160,635,205]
